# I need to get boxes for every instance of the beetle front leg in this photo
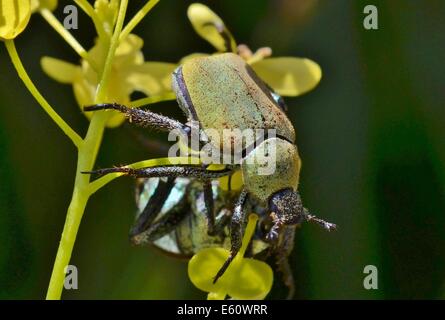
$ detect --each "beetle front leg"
[273,225,296,300]
[83,165,233,180]
[84,103,187,133]
[132,201,189,245]
[213,189,248,284]
[276,254,295,300]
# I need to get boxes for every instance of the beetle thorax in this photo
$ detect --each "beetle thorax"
[241,137,301,203]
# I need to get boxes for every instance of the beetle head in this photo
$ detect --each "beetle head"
[266,188,337,242]
[269,188,305,225]
[266,188,305,242]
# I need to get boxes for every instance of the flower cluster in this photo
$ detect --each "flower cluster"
[41,0,176,127]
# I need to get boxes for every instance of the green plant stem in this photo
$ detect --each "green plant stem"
[39,9,95,66]
[4,40,83,148]
[119,0,159,41]
[45,112,107,299]
[45,0,129,300]
[74,0,108,39]
[96,0,129,101]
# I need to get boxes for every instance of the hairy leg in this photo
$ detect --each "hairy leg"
[130,177,176,239]
[213,189,249,283]
[84,165,233,180]
[84,103,186,133]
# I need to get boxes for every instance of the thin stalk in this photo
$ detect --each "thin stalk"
[96,0,129,101]
[39,9,89,61]
[4,40,83,148]
[45,112,107,299]
[45,0,130,300]
[39,8,99,72]
[74,0,108,40]
[119,0,160,41]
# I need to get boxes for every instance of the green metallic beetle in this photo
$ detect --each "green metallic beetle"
[84,52,336,286]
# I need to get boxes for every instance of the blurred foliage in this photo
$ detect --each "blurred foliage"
[0,0,444,299]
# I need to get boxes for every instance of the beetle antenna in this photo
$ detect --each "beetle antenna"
[303,208,337,231]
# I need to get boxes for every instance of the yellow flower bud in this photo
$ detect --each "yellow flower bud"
[0,0,31,40]
[187,3,236,53]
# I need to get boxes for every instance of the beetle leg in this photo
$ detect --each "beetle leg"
[273,225,296,300]
[131,200,190,245]
[275,254,295,300]
[213,189,249,284]
[83,165,233,180]
[130,177,176,240]
[84,103,187,133]
[213,208,232,234]
[202,180,216,235]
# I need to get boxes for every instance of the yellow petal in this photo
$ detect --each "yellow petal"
[41,56,79,84]
[115,34,143,59]
[126,62,177,96]
[31,0,57,12]
[188,214,273,300]
[113,34,145,72]
[73,76,128,128]
[251,57,322,96]
[71,34,143,128]
[188,247,273,300]
[187,3,236,52]
[229,259,273,300]
[102,112,127,128]
[188,247,232,293]
[0,0,31,40]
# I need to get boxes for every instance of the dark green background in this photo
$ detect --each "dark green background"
[0,0,444,299]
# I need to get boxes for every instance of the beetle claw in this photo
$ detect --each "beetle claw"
[266,219,282,243]
[266,231,279,243]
